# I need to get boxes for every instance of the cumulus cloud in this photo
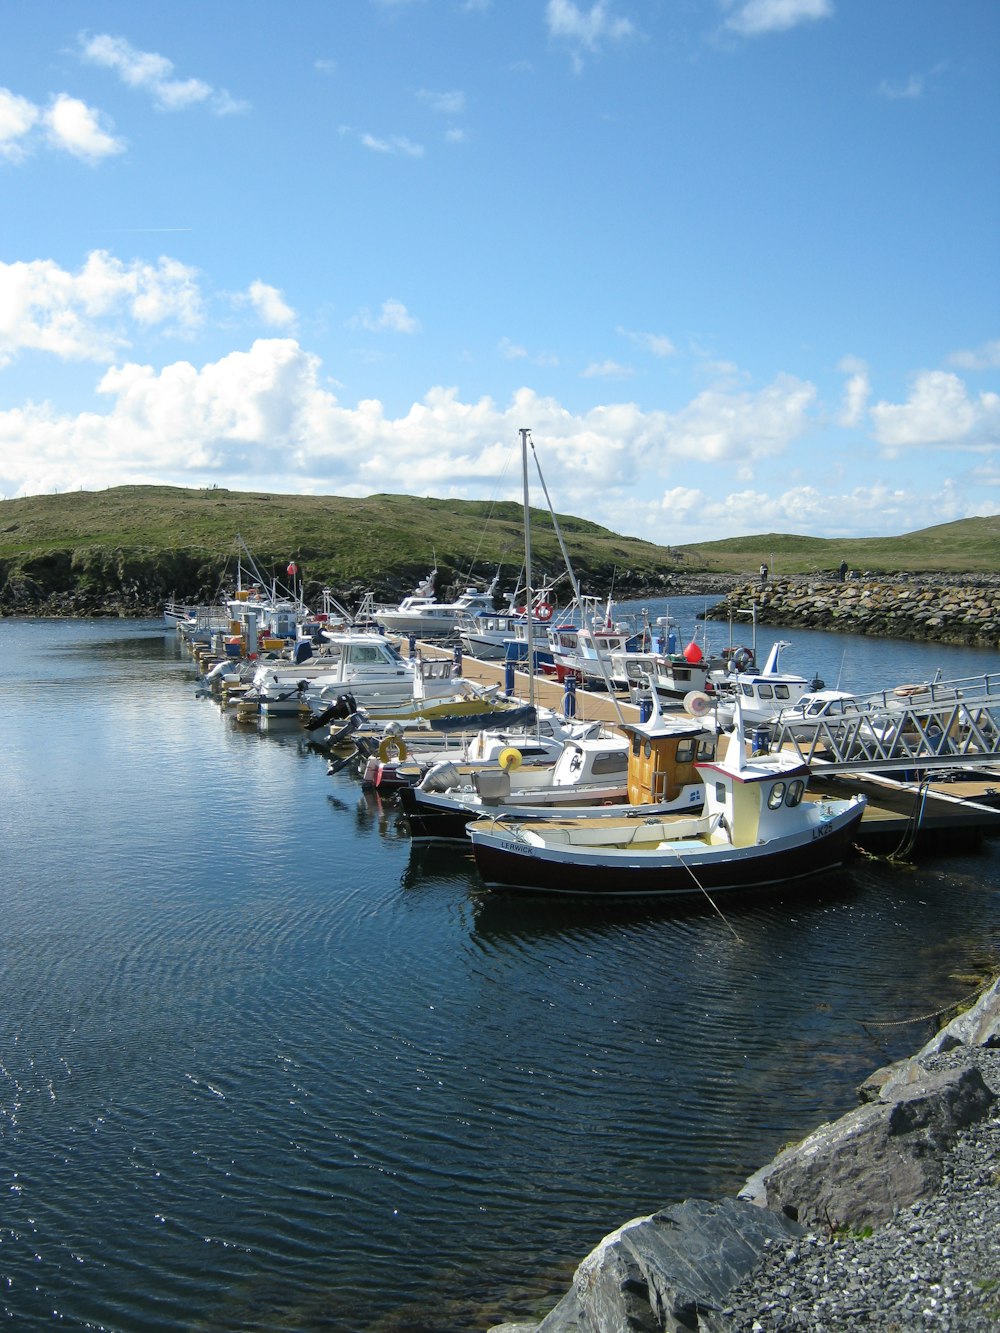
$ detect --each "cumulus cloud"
[0,252,202,366]
[0,342,819,512]
[243,280,296,328]
[45,94,125,161]
[723,0,833,38]
[0,88,40,161]
[870,371,1000,451]
[80,33,247,115]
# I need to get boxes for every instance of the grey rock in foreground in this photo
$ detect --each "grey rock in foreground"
[490,977,1000,1333]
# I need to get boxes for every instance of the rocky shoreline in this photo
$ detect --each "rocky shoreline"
[489,977,1000,1333]
[704,574,1000,650]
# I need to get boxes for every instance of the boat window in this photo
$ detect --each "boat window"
[767,782,786,809]
[786,779,805,807]
[675,740,695,763]
[697,738,717,760]
[592,752,628,775]
[774,685,791,700]
[632,735,642,757]
[715,781,726,804]
[644,740,651,759]
[758,684,774,700]
[741,683,754,697]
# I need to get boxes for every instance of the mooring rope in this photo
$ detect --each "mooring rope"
[861,983,988,1030]
[676,852,743,943]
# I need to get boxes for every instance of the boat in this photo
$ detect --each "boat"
[465,707,866,899]
[713,639,824,729]
[398,694,714,840]
[374,567,503,639]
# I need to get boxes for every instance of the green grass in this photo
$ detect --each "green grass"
[676,517,1000,575]
[0,487,997,601]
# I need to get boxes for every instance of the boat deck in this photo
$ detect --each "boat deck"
[407,639,1000,855]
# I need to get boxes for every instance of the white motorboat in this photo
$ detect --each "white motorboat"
[375,568,502,639]
[714,640,824,729]
[399,695,714,840]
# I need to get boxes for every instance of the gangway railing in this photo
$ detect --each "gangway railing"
[853,670,1000,713]
[764,688,1000,776]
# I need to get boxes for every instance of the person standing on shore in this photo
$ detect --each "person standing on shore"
[839,560,848,582]
[759,562,768,586]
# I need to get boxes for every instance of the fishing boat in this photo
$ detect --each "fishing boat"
[398,695,714,841]
[465,707,866,899]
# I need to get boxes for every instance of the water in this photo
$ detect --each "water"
[1,606,998,1332]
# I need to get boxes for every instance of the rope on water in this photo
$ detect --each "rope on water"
[860,983,987,1030]
[676,851,743,943]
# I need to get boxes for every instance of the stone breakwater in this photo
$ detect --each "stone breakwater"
[704,575,1000,651]
[489,977,1000,1333]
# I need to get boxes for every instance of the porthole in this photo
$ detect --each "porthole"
[767,782,786,810]
[786,779,805,807]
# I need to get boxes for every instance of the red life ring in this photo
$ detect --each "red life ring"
[733,647,754,672]
[535,602,554,621]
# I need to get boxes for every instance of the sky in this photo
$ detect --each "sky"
[2,0,998,547]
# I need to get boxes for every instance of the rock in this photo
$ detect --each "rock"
[534,1200,803,1332]
[703,574,1000,649]
[738,1058,995,1232]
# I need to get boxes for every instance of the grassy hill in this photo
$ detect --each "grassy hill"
[0,486,997,611]
[674,515,1000,576]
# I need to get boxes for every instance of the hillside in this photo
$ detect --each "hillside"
[677,516,1000,576]
[0,486,997,614]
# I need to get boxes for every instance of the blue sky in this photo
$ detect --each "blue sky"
[2,0,998,545]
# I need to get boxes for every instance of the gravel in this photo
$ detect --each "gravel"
[721,1047,1000,1332]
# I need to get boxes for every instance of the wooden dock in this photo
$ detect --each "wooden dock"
[409,641,1000,854]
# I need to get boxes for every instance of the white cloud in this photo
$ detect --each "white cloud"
[0,252,202,366]
[244,281,296,328]
[870,371,1000,450]
[949,339,1000,372]
[618,327,675,358]
[355,299,421,334]
[3,342,992,541]
[837,355,869,427]
[582,359,634,379]
[344,126,425,157]
[0,87,40,161]
[80,33,247,115]
[878,75,924,101]
[418,89,466,116]
[723,0,833,38]
[0,344,816,508]
[546,1,635,53]
[44,94,125,161]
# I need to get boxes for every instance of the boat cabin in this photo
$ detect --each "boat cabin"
[697,753,812,847]
[621,716,717,805]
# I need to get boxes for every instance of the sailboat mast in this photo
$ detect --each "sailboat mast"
[520,427,535,709]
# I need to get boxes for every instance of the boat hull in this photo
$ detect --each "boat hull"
[468,802,865,899]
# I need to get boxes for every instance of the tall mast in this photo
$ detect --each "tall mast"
[520,427,535,709]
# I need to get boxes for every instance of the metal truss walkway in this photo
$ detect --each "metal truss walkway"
[763,671,1000,776]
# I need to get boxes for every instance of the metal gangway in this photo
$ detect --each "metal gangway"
[763,671,1000,776]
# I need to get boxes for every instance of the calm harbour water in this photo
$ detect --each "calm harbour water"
[1,602,998,1332]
